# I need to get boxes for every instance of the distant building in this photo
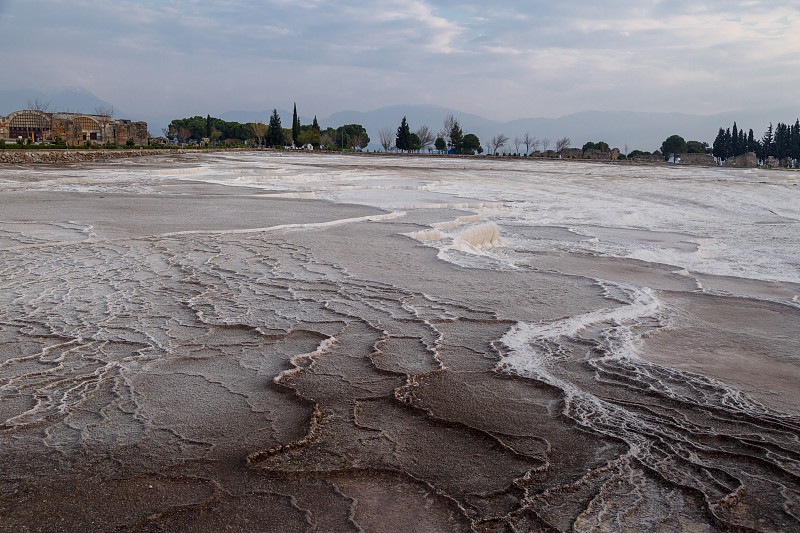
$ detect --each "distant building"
[0,110,148,146]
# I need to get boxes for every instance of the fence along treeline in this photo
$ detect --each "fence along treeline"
[712,119,800,166]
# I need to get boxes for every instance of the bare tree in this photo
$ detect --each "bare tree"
[555,137,571,152]
[93,105,114,144]
[93,105,114,118]
[541,138,551,152]
[26,97,51,113]
[415,125,435,152]
[522,132,536,155]
[378,127,394,152]
[489,134,509,154]
[440,114,456,144]
[513,137,522,154]
[250,121,267,147]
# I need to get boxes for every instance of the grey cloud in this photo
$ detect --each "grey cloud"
[2,0,798,123]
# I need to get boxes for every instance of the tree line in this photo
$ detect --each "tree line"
[166,104,799,167]
[712,120,800,166]
[382,115,482,154]
[382,114,576,156]
[167,104,374,151]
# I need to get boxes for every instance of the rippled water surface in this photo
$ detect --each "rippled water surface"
[1,152,798,532]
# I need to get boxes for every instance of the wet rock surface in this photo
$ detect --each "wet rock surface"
[0,153,798,532]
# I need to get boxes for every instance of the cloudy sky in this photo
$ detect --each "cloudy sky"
[1,0,798,121]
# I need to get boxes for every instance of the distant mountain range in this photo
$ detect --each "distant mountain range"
[2,88,798,152]
[315,104,800,153]
[0,88,126,119]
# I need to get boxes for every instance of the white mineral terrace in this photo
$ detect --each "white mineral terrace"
[0,151,798,532]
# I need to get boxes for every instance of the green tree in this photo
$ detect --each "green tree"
[792,119,800,164]
[297,128,320,148]
[712,128,726,160]
[292,103,301,147]
[249,122,267,147]
[334,124,370,150]
[661,134,687,162]
[582,141,610,153]
[449,121,464,153]
[761,123,774,160]
[409,132,422,152]
[463,133,481,154]
[396,116,411,152]
[435,137,447,153]
[686,140,709,154]
[312,116,321,149]
[282,128,294,147]
[206,114,212,138]
[266,109,283,147]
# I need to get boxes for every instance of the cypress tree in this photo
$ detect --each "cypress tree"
[292,103,300,147]
[724,128,733,159]
[449,121,464,153]
[791,119,800,165]
[775,122,790,164]
[732,122,739,156]
[712,128,726,161]
[206,114,212,139]
[762,123,774,160]
[396,116,411,152]
[266,109,283,147]
[312,116,321,149]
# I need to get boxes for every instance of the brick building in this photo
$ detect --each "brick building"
[0,110,148,146]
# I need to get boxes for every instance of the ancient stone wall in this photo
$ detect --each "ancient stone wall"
[559,148,582,158]
[679,153,715,165]
[723,152,758,167]
[1,111,148,146]
[583,149,610,160]
[629,154,662,163]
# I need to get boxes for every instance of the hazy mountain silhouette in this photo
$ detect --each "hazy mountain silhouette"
[3,88,796,152]
[0,88,126,118]
[321,105,800,152]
